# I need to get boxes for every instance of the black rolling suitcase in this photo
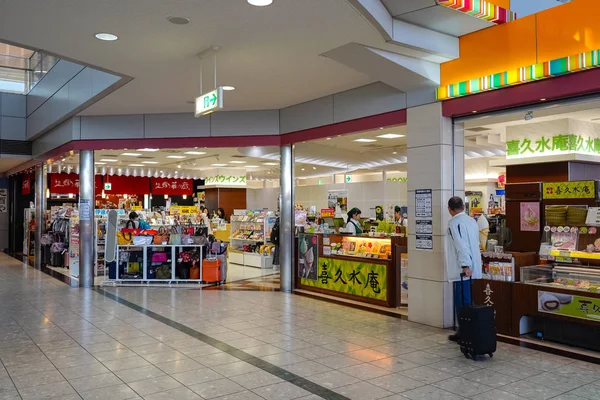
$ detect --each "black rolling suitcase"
[458,274,496,360]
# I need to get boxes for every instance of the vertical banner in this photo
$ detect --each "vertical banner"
[21,176,31,195]
[298,233,319,280]
[520,202,540,231]
[0,189,7,213]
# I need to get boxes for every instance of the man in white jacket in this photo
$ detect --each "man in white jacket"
[446,196,482,342]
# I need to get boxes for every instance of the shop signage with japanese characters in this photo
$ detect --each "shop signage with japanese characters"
[300,257,387,301]
[21,176,31,195]
[152,178,194,195]
[506,133,600,159]
[204,175,246,187]
[538,291,600,322]
[542,181,595,199]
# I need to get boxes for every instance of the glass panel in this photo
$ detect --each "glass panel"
[0,66,26,94]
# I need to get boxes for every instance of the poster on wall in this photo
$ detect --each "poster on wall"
[0,189,6,213]
[298,233,318,281]
[520,202,540,232]
[327,190,348,214]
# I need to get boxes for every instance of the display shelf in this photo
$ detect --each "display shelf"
[229,211,276,269]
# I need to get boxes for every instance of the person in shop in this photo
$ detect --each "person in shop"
[446,196,482,343]
[217,207,227,222]
[345,208,363,234]
[270,217,280,272]
[394,206,408,227]
[127,211,151,230]
[200,207,213,235]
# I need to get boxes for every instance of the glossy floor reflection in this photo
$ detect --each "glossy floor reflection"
[1,253,599,400]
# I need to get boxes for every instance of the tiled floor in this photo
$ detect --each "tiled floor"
[1,253,599,400]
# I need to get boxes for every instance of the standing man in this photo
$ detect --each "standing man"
[446,196,482,342]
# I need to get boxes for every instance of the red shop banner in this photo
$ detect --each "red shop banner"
[152,178,194,195]
[103,175,149,195]
[49,173,103,194]
[21,175,31,195]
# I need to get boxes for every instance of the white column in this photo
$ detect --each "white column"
[280,144,295,292]
[407,102,464,328]
[34,165,46,269]
[79,150,95,288]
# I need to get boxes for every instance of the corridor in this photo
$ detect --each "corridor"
[0,254,598,400]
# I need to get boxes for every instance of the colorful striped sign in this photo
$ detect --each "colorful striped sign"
[439,0,517,24]
[437,49,600,100]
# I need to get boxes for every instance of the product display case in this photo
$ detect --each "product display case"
[229,211,276,269]
[295,233,407,307]
[521,265,600,293]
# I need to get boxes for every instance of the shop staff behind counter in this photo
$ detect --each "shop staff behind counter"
[345,208,363,234]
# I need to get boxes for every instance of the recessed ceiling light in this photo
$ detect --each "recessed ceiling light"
[95,33,118,41]
[167,16,190,25]
[354,138,377,142]
[100,159,118,162]
[167,155,186,159]
[393,151,398,155]
[142,161,159,164]
[222,86,235,91]
[263,162,278,166]
[95,162,106,165]
[138,148,159,152]
[229,161,246,164]
[312,167,316,170]
[211,163,227,167]
[379,127,384,130]
[540,98,547,101]
[245,165,259,168]
[472,111,477,113]
[184,151,207,155]
[129,164,144,167]
[248,0,273,6]
[121,152,141,156]
[377,134,405,139]
[301,168,305,171]
[177,165,182,168]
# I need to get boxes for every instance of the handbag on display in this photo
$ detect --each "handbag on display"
[156,265,171,279]
[117,232,133,245]
[181,234,193,245]
[193,235,208,245]
[154,227,169,245]
[184,224,195,236]
[133,236,152,246]
[119,251,130,263]
[41,234,54,246]
[151,252,168,263]
[140,229,158,236]
[195,226,209,237]
[190,263,200,280]
[180,251,192,263]
[128,262,140,273]
[169,225,182,245]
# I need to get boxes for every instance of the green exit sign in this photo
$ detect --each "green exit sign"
[195,87,223,117]
[104,182,112,191]
[318,180,322,185]
[345,175,352,183]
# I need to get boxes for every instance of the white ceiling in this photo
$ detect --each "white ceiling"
[0,156,32,173]
[0,0,415,116]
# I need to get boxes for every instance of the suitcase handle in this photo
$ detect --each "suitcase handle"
[460,272,473,306]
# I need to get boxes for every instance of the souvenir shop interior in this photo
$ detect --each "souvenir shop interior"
[459,96,600,354]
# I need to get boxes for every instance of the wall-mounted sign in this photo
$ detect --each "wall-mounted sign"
[152,178,194,195]
[204,175,246,187]
[387,177,408,182]
[507,134,600,159]
[415,189,433,251]
[21,176,30,195]
[542,181,595,199]
[195,87,223,117]
[104,182,112,191]
[538,291,600,322]
[345,175,352,183]
[131,205,143,211]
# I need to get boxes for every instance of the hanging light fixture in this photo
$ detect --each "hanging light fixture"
[164,194,168,199]
[182,195,187,199]
[46,188,50,199]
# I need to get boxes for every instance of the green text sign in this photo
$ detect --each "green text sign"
[538,290,600,322]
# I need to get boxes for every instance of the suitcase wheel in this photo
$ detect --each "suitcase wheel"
[488,353,494,358]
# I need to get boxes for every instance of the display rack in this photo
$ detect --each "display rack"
[229,213,276,269]
[95,216,106,276]
[109,244,204,282]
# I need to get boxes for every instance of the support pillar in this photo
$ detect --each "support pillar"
[280,144,295,293]
[34,165,46,270]
[407,102,464,328]
[79,150,95,288]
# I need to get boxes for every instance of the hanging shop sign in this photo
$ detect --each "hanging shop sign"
[538,291,600,322]
[204,175,246,187]
[103,175,149,195]
[0,189,7,213]
[195,87,223,117]
[152,178,194,195]
[321,208,335,218]
[49,173,103,195]
[21,176,31,195]
[542,181,595,200]
[300,257,387,301]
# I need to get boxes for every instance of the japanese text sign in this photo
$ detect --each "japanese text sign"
[21,176,30,195]
[542,181,595,199]
[538,291,600,322]
[152,178,194,195]
[204,175,246,187]
[300,257,387,301]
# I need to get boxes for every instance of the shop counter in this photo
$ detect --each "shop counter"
[295,233,407,307]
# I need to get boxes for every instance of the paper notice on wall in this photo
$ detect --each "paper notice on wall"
[415,189,433,251]
[0,189,7,213]
[79,199,91,221]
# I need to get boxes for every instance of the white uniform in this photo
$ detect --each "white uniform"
[446,212,482,282]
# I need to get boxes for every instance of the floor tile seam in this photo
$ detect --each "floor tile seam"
[95,287,351,400]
